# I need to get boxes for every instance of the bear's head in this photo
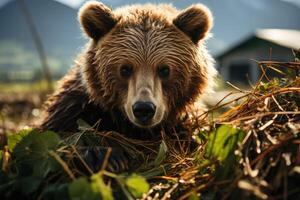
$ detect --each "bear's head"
[78,1,216,128]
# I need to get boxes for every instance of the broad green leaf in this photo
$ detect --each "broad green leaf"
[13,131,60,156]
[91,174,114,200]
[7,128,35,151]
[13,131,61,178]
[205,125,245,162]
[69,177,95,200]
[154,140,168,166]
[125,174,149,198]
[205,125,245,179]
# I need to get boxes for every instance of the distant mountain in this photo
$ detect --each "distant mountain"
[0,0,85,80]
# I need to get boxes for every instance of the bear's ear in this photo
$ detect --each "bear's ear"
[173,4,213,44]
[78,1,117,40]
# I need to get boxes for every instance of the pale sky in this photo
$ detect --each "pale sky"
[55,0,300,8]
[0,0,299,9]
[282,0,300,6]
[0,0,85,8]
[54,0,300,8]
[54,0,85,8]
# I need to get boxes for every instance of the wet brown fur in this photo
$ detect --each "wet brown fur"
[39,1,216,137]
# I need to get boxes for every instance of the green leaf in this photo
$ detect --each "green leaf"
[13,131,61,178]
[0,131,62,196]
[140,165,169,179]
[125,174,149,198]
[91,174,114,200]
[7,128,35,151]
[77,119,91,130]
[154,140,168,166]
[64,132,84,146]
[13,131,60,156]
[205,125,245,179]
[69,178,96,200]
[205,125,245,162]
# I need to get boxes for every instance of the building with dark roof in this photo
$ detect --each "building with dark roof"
[216,29,300,85]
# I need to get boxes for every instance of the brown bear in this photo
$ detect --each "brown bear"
[39,1,216,171]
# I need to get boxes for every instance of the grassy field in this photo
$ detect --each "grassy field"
[0,80,56,93]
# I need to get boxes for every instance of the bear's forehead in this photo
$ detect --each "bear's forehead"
[114,4,178,29]
[98,27,194,68]
[96,5,195,66]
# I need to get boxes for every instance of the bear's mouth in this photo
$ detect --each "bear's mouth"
[131,119,158,128]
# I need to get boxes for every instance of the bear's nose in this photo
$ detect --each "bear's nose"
[132,101,156,124]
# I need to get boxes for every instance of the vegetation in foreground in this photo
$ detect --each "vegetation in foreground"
[0,60,299,200]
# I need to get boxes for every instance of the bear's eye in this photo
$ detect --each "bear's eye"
[120,65,133,78]
[157,65,170,79]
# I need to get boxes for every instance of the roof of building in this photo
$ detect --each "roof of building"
[217,29,300,59]
[256,29,300,50]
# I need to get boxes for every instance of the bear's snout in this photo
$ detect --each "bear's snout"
[132,101,156,124]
